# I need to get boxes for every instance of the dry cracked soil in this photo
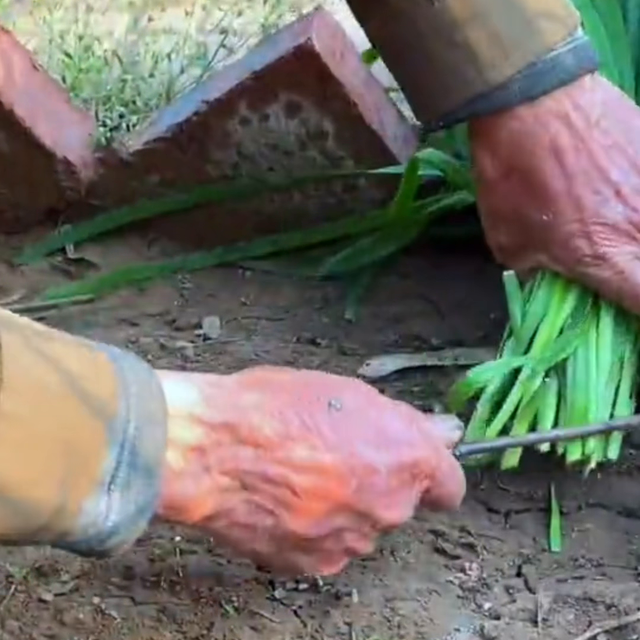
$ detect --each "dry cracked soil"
[0,231,638,640]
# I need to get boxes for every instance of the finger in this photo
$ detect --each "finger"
[405,410,464,450]
[391,398,465,448]
[270,548,351,577]
[419,448,466,512]
[426,413,465,449]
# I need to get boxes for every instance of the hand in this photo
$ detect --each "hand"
[470,73,640,315]
[155,366,465,576]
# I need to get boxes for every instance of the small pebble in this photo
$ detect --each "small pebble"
[201,315,222,340]
[173,340,195,358]
[37,590,54,603]
[272,588,287,601]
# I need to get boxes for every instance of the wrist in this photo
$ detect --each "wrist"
[470,72,598,134]
[155,369,212,522]
[347,0,595,133]
[448,33,596,134]
[154,369,233,524]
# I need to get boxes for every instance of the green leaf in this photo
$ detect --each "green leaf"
[343,262,385,323]
[389,155,423,218]
[317,220,425,277]
[361,47,380,66]
[414,148,474,194]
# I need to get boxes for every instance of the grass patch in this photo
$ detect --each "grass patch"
[2,0,314,144]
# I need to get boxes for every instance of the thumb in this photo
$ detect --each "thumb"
[417,413,466,511]
[422,413,465,450]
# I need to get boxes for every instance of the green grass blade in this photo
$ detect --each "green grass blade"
[536,372,560,452]
[483,290,591,440]
[589,0,636,96]
[607,319,640,460]
[40,188,474,301]
[318,190,473,277]
[343,261,387,323]
[500,392,540,469]
[619,0,640,100]
[316,155,424,277]
[548,483,563,553]
[415,148,474,193]
[37,204,396,300]
[571,0,625,89]
[503,270,524,339]
[20,149,452,267]
[595,300,618,417]
[461,333,523,443]
[564,339,588,465]
[389,155,422,217]
[17,170,378,265]
[317,220,424,277]
[516,273,560,351]
[447,356,529,413]
[425,124,470,161]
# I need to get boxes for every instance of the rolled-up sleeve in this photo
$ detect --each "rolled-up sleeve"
[346,0,599,131]
[0,309,167,556]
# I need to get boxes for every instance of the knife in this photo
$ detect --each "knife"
[454,413,640,459]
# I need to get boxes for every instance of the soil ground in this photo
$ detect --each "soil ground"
[0,232,639,640]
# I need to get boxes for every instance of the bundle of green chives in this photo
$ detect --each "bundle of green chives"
[448,271,640,471]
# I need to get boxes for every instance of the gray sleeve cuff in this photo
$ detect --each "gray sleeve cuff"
[421,29,599,134]
[54,344,168,557]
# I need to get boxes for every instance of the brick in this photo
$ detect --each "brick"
[84,6,418,249]
[0,28,96,233]
[324,0,416,120]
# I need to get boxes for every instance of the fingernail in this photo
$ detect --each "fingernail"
[430,414,464,448]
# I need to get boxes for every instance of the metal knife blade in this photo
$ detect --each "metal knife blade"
[455,414,640,459]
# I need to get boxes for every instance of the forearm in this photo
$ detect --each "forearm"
[0,309,167,556]
[346,0,599,131]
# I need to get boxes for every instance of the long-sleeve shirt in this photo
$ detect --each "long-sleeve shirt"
[0,0,600,557]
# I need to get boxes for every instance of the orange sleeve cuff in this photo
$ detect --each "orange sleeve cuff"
[0,310,167,555]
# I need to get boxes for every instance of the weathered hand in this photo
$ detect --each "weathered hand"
[155,366,465,576]
[471,73,640,314]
